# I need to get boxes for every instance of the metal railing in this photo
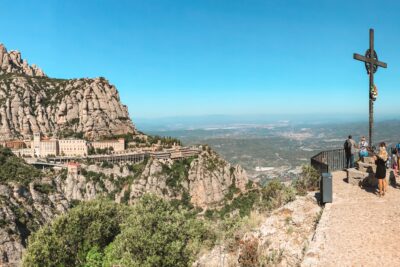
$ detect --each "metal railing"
[311,148,347,174]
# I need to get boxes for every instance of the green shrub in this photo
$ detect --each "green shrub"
[101,161,114,169]
[260,179,296,210]
[22,200,130,267]
[0,147,41,185]
[33,183,55,194]
[163,158,193,189]
[82,170,107,190]
[293,165,320,195]
[103,195,210,267]
[23,195,215,267]
[84,246,104,267]
[220,191,259,218]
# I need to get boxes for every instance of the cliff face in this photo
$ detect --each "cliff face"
[0,148,249,266]
[194,194,321,267]
[60,147,249,209]
[0,182,70,265]
[0,44,135,140]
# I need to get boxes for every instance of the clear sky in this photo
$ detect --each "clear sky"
[1,0,399,119]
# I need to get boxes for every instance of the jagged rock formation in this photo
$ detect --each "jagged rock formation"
[194,194,321,267]
[0,44,45,77]
[187,148,248,208]
[0,147,249,266]
[60,147,249,209]
[0,179,70,266]
[0,43,135,140]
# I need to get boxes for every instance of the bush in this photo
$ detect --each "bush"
[294,165,320,195]
[82,170,107,190]
[33,183,55,194]
[23,195,214,267]
[101,161,114,169]
[22,200,130,267]
[0,147,42,185]
[238,237,259,267]
[148,135,181,147]
[164,159,192,189]
[220,191,258,218]
[103,195,210,267]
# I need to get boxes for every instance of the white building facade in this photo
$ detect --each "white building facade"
[59,139,88,157]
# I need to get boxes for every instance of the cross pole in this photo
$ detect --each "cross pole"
[353,28,387,148]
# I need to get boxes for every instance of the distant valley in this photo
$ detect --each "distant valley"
[141,119,400,183]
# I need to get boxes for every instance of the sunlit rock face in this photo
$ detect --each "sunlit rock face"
[0,43,135,140]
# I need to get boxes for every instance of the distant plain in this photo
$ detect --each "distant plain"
[139,117,400,182]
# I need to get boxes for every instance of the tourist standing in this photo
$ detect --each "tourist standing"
[344,135,356,168]
[358,136,369,161]
[396,142,400,175]
[391,148,398,177]
[374,142,388,197]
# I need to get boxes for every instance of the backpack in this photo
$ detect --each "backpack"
[344,139,352,151]
[396,143,400,151]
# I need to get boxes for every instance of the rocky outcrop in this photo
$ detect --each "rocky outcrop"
[0,146,249,265]
[0,44,135,140]
[58,147,249,209]
[194,194,321,267]
[0,181,70,267]
[129,148,248,208]
[187,148,248,208]
[0,44,45,77]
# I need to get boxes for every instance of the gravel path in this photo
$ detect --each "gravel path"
[302,171,400,267]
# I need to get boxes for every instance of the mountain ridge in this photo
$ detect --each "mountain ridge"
[0,43,135,140]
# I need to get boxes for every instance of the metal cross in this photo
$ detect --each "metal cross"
[353,28,387,147]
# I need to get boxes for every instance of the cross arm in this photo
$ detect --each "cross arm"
[377,61,387,68]
[353,53,387,68]
[353,53,368,62]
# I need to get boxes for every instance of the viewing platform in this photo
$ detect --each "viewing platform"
[302,170,400,266]
[305,148,400,266]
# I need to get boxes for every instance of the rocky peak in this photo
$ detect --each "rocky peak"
[0,44,135,140]
[0,43,46,77]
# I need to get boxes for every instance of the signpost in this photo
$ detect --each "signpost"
[353,28,387,147]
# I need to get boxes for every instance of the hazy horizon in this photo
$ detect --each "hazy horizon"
[134,113,400,131]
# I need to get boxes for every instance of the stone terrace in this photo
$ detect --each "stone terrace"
[302,170,400,266]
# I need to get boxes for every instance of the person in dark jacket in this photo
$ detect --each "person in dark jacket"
[374,142,388,197]
[344,135,356,168]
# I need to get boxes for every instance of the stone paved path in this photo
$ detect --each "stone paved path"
[302,171,400,267]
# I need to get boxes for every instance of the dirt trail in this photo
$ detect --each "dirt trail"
[302,171,400,267]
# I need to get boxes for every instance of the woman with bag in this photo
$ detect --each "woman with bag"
[373,142,388,197]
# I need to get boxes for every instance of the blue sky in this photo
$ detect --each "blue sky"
[1,0,399,119]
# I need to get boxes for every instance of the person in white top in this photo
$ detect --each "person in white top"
[358,136,369,160]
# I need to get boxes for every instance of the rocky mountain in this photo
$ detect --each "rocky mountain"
[0,45,45,77]
[62,146,249,209]
[0,43,253,266]
[0,146,249,266]
[0,43,135,140]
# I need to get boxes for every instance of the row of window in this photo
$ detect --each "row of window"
[59,140,86,144]
[61,147,87,151]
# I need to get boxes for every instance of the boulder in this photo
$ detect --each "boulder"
[356,161,376,173]
[347,168,368,186]
[363,156,375,165]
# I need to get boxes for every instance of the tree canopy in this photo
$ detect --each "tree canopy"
[23,195,212,267]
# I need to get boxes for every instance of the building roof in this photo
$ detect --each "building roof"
[67,162,80,167]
